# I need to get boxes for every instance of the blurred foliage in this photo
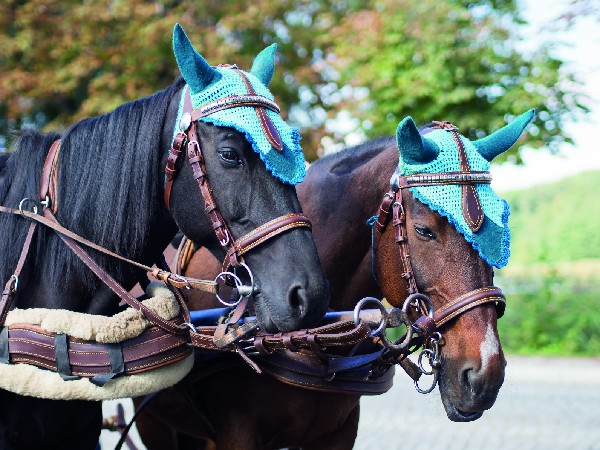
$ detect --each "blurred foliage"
[0,0,590,161]
[497,270,600,356]
[503,170,600,264]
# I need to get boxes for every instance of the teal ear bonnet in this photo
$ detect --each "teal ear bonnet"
[395,110,535,268]
[172,24,305,185]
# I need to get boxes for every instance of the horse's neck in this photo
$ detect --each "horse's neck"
[11,91,181,316]
[299,141,398,310]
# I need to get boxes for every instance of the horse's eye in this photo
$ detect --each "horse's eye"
[414,225,435,240]
[218,148,242,166]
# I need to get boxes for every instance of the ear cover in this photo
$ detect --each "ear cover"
[170,28,305,185]
[395,112,536,268]
[473,109,535,161]
[250,44,277,87]
[172,23,222,93]
[396,117,441,165]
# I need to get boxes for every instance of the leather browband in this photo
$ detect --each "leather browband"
[398,171,492,188]
[191,94,280,120]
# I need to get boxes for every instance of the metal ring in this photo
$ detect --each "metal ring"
[214,271,244,307]
[10,275,18,293]
[234,262,255,298]
[18,198,38,218]
[414,371,438,394]
[353,297,388,336]
[182,322,197,333]
[219,229,231,247]
[402,293,434,320]
[417,348,436,376]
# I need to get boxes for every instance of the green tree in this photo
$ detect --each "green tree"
[328,0,588,160]
[0,0,589,161]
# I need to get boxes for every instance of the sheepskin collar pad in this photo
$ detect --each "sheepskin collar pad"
[0,284,194,400]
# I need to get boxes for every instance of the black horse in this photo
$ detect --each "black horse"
[0,37,328,448]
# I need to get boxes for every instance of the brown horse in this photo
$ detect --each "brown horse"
[134,113,532,449]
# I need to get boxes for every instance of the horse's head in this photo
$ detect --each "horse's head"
[376,111,534,421]
[166,25,329,332]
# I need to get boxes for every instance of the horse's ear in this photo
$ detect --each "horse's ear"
[396,117,441,165]
[473,109,535,162]
[173,23,221,93]
[250,44,277,87]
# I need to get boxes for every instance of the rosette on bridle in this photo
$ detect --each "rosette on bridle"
[395,110,535,268]
[172,24,305,185]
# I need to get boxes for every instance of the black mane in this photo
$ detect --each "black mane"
[312,136,394,176]
[0,78,185,291]
[0,154,9,171]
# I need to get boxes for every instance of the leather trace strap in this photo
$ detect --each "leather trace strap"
[0,203,218,294]
[0,222,37,327]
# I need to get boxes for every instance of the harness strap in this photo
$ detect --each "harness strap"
[434,286,505,328]
[39,139,61,213]
[223,213,312,270]
[186,119,237,255]
[90,343,125,387]
[51,216,188,335]
[0,222,37,327]
[0,327,8,364]
[0,204,218,294]
[174,235,196,274]
[55,333,79,381]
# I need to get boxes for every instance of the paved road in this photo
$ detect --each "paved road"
[355,356,600,450]
[100,356,600,449]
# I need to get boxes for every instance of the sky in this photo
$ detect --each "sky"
[491,0,600,192]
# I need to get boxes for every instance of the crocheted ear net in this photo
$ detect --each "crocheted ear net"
[173,27,304,185]
[400,129,510,268]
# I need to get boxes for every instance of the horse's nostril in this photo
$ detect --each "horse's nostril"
[287,284,306,317]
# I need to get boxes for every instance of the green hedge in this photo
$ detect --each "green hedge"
[497,272,600,356]
[385,270,600,357]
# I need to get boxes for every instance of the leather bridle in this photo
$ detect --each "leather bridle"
[371,121,506,335]
[0,72,316,380]
[164,76,312,277]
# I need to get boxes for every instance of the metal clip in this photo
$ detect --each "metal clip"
[18,198,38,218]
[9,275,18,293]
[179,112,192,132]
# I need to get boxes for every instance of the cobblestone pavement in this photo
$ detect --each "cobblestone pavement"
[355,356,600,450]
[100,356,600,449]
